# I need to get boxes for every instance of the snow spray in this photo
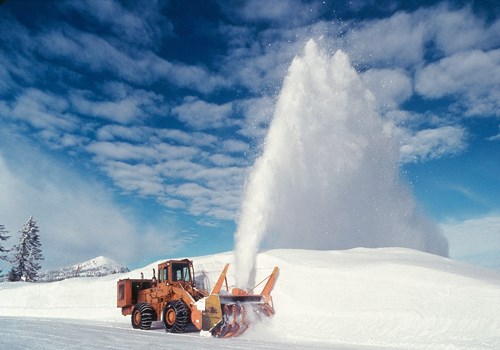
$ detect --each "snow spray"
[234,40,448,288]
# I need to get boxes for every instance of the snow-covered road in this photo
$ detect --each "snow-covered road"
[0,317,369,350]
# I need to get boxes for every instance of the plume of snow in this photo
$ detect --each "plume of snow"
[234,40,447,288]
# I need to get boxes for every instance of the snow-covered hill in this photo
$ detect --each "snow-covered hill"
[37,256,129,282]
[1,248,499,349]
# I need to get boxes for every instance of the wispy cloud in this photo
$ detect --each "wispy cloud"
[443,184,491,208]
[222,139,250,154]
[172,97,235,130]
[3,88,80,132]
[399,126,467,163]
[426,4,500,55]
[96,125,154,142]
[60,0,173,48]
[69,84,167,124]
[87,141,164,162]
[488,125,500,141]
[415,49,500,117]
[100,160,165,196]
[346,11,427,68]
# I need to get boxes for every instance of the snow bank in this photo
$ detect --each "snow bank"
[1,248,499,349]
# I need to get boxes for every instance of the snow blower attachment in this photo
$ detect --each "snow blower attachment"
[117,259,279,338]
[202,264,279,337]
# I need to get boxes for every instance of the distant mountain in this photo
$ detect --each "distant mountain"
[37,256,129,282]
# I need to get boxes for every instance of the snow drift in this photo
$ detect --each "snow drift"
[1,248,499,349]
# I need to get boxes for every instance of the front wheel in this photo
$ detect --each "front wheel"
[131,303,154,330]
[163,300,190,333]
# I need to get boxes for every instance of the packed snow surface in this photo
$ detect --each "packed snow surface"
[1,248,500,350]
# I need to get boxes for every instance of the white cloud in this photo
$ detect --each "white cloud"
[86,141,200,165]
[4,88,80,133]
[162,198,185,210]
[72,96,143,124]
[222,139,250,154]
[415,49,500,117]
[38,130,89,150]
[156,61,228,94]
[175,183,211,198]
[172,97,234,130]
[154,143,200,160]
[441,215,500,270]
[209,154,242,167]
[156,162,246,220]
[60,0,172,48]
[488,134,500,141]
[86,141,159,162]
[464,89,500,117]
[156,129,218,147]
[96,125,151,142]
[346,11,427,68]
[170,181,239,220]
[427,5,500,56]
[70,83,168,125]
[488,126,500,141]
[344,4,500,71]
[399,126,467,163]
[101,160,165,196]
[415,49,499,97]
[95,125,219,150]
[157,159,204,180]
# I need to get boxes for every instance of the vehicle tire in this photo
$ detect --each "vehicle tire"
[163,300,190,333]
[131,303,155,330]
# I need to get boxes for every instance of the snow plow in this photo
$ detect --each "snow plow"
[117,259,279,338]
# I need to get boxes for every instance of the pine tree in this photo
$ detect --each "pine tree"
[0,224,10,274]
[10,216,44,282]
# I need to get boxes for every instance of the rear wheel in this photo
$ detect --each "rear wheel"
[131,303,154,330]
[163,300,190,333]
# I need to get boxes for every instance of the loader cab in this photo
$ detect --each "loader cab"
[157,259,195,286]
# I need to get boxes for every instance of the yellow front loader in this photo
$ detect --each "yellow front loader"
[117,259,279,338]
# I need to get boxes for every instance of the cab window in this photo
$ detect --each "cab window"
[172,263,191,282]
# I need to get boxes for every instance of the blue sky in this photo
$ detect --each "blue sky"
[0,0,499,270]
